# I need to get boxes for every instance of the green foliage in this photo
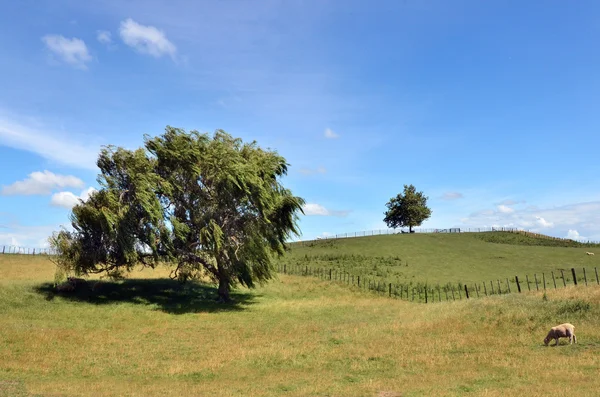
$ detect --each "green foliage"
[383,184,431,232]
[49,127,305,301]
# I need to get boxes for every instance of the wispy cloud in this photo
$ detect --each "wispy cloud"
[119,18,177,59]
[497,204,514,214]
[324,128,339,139]
[50,187,97,209]
[0,115,101,171]
[1,171,84,196]
[0,218,67,248]
[441,192,463,200]
[459,200,600,239]
[497,199,526,206]
[97,30,113,45]
[299,166,326,176]
[42,34,92,69]
[303,203,350,217]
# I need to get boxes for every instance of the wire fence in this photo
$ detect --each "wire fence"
[277,263,600,303]
[291,227,600,246]
[0,245,56,255]
[2,227,599,256]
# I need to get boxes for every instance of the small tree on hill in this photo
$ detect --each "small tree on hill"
[383,184,431,233]
[49,126,305,302]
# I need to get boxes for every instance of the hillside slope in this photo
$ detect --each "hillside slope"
[279,232,599,287]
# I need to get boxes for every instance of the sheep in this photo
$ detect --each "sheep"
[544,323,577,346]
[586,252,595,256]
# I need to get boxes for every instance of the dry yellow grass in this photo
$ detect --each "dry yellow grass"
[1,255,600,396]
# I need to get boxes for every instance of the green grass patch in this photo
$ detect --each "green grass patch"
[278,233,600,296]
[2,248,600,396]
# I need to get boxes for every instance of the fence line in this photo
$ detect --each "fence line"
[2,226,599,256]
[0,245,56,255]
[291,227,600,246]
[276,263,600,303]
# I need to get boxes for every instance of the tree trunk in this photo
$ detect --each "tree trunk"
[218,277,231,302]
[409,225,413,233]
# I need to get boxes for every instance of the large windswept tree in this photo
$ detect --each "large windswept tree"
[383,184,431,233]
[49,127,305,301]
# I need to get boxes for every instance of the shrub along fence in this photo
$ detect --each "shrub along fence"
[276,263,600,303]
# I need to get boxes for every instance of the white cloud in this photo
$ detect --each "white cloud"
[497,199,525,206]
[303,203,329,216]
[459,200,600,238]
[51,187,97,209]
[0,116,101,171]
[324,128,339,139]
[302,203,350,217]
[119,18,177,59]
[97,30,112,44]
[42,34,92,69]
[299,166,326,175]
[0,223,66,249]
[535,216,553,228]
[441,192,463,200]
[1,171,84,196]
[566,229,587,241]
[497,204,514,214]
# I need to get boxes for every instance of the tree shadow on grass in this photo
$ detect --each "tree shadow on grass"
[33,278,257,314]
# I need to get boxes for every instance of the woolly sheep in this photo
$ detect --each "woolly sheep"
[586,252,595,256]
[544,323,577,346]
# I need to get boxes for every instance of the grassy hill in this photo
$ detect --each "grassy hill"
[1,254,600,396]
[278,232,600,291]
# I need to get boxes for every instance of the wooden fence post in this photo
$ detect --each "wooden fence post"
[506,278,511,293]
[490,280,495,294]
[571,268,578,286]
[561,270,566,287]
[389,283,392,297]
[451,287,455,301]
[583,268,587,286]
[552,271,556,289]
[475,284,479,298]
[329,269,332,280]
[445,289,449,301]
[526,275,531,291]
[357,276,360,287]
[425,287,428,303]
[515,276,521,293]
[464,284,469,299]
[542,273,546,290]
[596,267,599,285]
[483,282,487,296]
[534,274,539,291]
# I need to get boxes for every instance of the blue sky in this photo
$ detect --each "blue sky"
[1,0,600,247]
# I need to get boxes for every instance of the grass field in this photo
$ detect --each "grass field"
[279,232,600,290]
[2,253,600,396]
